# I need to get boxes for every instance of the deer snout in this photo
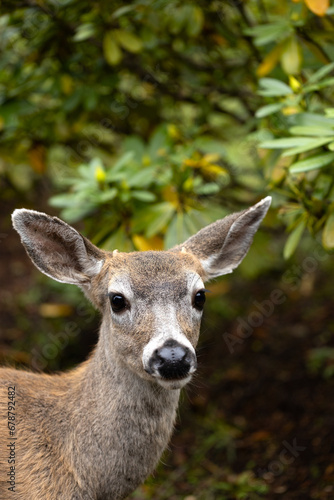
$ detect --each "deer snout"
[147,339,197,381]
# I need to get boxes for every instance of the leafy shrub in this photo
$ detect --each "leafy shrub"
[1,0,334,257]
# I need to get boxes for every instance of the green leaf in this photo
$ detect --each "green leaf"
[103,33,122,65]
[148,126,168,159]
[289,126,334,137]
[283,220,306,259]
[123,137,146,159]
[113,29,143,53]
[194,182,220,195]
[164,212,193,248]
[131,190,156,202]
[308,62,334,84]
[255,103,283,118]
[282,137,333,156]
[289,152,334,174]
[60,204,96,223]
[96,189,118,203]
[127,168,156,188]
[304,78,334,93]
[260,137,314,149]
[145,203,175,237]
[290,113,334,128]
[103,226,134,252]
[258,78,292,96]
[244,22,290,46]
[132,203,175,237]
[49,193,76,208]
[187,7,204,37]
[111,151,135,173]
[111,5,136,19]
[73,23,95,42]
[322,212,334,250]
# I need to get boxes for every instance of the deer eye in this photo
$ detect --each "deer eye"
[109,293,127,313]
[193,290,206,311]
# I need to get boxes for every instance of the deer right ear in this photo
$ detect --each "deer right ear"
[12,209,105,286]
[173,197,271,280]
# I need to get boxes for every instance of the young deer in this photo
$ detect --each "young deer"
[0,197,271,500]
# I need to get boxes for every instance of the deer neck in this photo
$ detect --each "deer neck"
[62,319,181,498]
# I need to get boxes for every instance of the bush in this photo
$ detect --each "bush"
[1,0,334,256]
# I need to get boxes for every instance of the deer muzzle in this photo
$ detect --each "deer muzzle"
[146,339,197,382]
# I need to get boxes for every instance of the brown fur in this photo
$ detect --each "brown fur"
[0,198,270,499]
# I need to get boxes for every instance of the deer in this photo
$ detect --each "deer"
[0,196,271,500]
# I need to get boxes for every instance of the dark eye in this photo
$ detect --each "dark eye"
[194,290,206,311]
[109,293,127,313]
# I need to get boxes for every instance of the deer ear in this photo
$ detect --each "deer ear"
[12,209,105,286]
[174,197,271,280]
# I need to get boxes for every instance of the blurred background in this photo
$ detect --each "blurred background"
[1,0,334,498]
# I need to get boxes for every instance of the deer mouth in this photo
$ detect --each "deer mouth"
[155,373,194,390]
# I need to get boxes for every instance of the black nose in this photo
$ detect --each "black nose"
[149,339,196,380]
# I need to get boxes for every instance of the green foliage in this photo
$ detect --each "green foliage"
[1,0,334,255]
[307,346,334,378]
[50,126,231,249]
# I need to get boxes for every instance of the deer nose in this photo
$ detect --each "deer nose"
[149,339,196,380]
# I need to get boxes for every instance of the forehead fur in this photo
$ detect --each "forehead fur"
[105,250,203,293]
[110,250,202,274]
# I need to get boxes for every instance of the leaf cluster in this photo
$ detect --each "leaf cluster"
[1,0,334,259]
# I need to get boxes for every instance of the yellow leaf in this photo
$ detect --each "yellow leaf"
[103,33,122,65]
[183,158,200,168]
[282,106,301,115]
[211,33,227,46]
[201,164,229,178]
[167,124,182,140]
[142,154,151,166]
[39,303,73,318]
[162,186,179,207]
[113,29,143,53]
[304,0,329,16]
[257,44,283,77]
[28,144,47,174]
[157,148,167,157]
[183,177,194,192]
[132,234,164,251]
[61,74,74,95]
[289,75,302,92]
[280,37,302,75]
[95,165,106,183]
[203,153,220,163]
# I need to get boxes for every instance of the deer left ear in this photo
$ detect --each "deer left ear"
[12,209,105,286]
[173,197,271,280]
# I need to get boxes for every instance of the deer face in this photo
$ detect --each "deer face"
[11,197,271,391]
[101,251,205,390]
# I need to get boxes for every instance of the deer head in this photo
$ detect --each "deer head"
[12,197,271,390]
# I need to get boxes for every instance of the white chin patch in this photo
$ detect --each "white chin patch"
[155,374,193,390]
